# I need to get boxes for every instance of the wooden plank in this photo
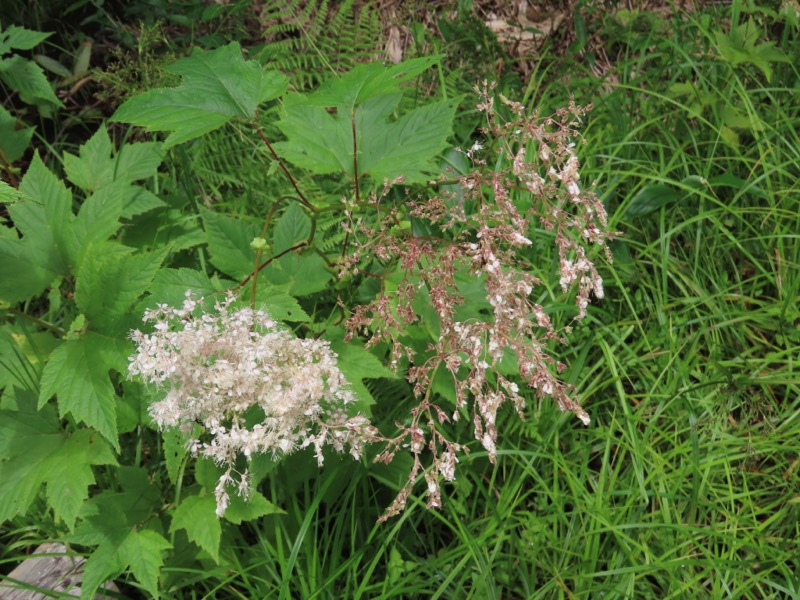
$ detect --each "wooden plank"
[0,543,118,599]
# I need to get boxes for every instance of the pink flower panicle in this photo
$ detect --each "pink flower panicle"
[344,84,621,521]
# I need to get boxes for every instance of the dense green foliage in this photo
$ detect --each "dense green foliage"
[2,1,799,598]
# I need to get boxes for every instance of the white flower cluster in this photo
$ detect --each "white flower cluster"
[129,291,376,516]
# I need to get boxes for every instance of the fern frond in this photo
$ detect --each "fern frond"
[257,0,385,91]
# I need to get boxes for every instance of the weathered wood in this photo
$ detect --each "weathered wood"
[0,543,118,599]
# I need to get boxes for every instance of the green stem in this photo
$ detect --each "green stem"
[252,123,315,211]
[6,305,65,336]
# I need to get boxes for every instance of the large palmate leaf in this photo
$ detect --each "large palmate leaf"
[63,126,164,194]
[71,469,169,599]
[0,154,72,301]
[111,42,287,147]
[306,56,444,111]
[169,494,221,563]
[75,242,167,335]
[1,136,168,303]
[200,207,262,280]
[38,333,130,450]
[274,58,457,184]
[0,393,116,528]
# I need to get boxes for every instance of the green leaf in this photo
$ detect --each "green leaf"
[275,91,457,183]
[626,183,682,218]
[44,430,116,529]
[328,336,398,414]
[307,56,444,111]
[0,155,72,301]
[117,381,148,434]
[715,19,790,82]
[201,207,262,280]
[80,541,125,600]
[273,202,312,254]
[38,333,129,450]
[111,42,287,148]
[80,528,171,600]
[17,152,73,246]
[0,394,114,528]
[119,529,171,596]
[224,490,284,524]
[0,25,51,53]
[63,126,164,193]
[75,243,167,335]
[0,54,63,109]
[0,179,31,204]
[146,267,229,310]
[170,494,221,562]
[263,252,332,297]
[0,105,34,162]
[254,283,310,322]
[361,98,459,182]
[162,428,189,484]
[0,398,63,524]
[273,101,355,175]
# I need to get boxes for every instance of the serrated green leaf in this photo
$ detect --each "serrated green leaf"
[195,458,223,490]
[254,283,310,322]
[273,102,353,175]
[38,334,128,449]
[224,490,284,524]
[0,105,34,162]
[170,494,221,562]
[63,126,112,190]
[0,391,114,529]
[147,267,230,310]
[111,42,287,148]
[162,428,188,484]
[18,152,73,246]
[0,399,63,524]
[96,466,163,525]
[361,98,459,182]
[0,155,72,301]
[0,235,59,302]
[75,243,167,334]
[44,430,116,529]
[201,207,261,280]
[275,92,457,184]
[79,541,125,600]
[0,178,31,204]
[273,202,311,254]
[0,25,51,53]
[328,336,398,414]
[118,529,171,597]
[262,252,332,297]
[64,127,164,192]
[626,183,682,218]
[308,56,443,110]
[0,54,63,109]
[64,189,128,266]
